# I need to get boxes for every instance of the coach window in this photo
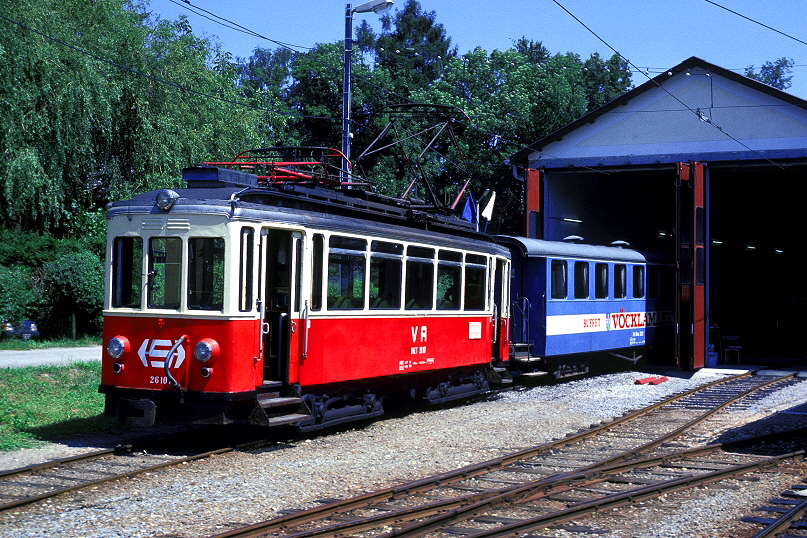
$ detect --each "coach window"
[328,236,366,309]
[648,265,661,299]
[188,237,225,311]
[614,264,626,299]
[370,241,402,309]
[239,229,254,312]
[595,263,609,299]
[311,234,324,310]
[550,260,567,299]
[633,266,645,298]
[464,254,486,310]
[574,261,589,299]
[148,237,182,309]
[405,246,434,310]
[437,250,462,310]
[112,237,143,308]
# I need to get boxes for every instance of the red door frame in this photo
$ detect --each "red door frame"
[676,162,707,369]
[524,168,542,239]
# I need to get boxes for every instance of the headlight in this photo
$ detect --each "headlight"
[194,338,219,362]
[107,336,130,359]
[155,189,179,211]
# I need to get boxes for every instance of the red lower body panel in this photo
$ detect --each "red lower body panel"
[102,314,497,391]
[101,315,262,394]
[297,315,494,386]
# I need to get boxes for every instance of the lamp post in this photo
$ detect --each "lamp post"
[342,0,393,184]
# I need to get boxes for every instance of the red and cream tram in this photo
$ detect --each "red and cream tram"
[100,148,511,430]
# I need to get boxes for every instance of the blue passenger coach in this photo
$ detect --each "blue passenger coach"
[497,236,651,380]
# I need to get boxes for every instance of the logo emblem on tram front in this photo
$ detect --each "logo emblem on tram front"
[137,339,186,368]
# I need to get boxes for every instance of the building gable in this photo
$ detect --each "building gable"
[512,57,807,168]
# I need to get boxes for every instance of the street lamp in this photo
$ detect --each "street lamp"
[342,0,393,184]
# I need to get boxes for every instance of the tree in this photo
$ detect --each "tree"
[512,37,551,65]
[44,250,105,335]
[357,0,457,97]
[581,52,632,110]
[745,57,794,90]
[0,0,125,233]
[0,0,273,335]
[0,266,39,325]
[0,228,104,333]
[238,46,296,98]
[0,0,269,233]
[284,43,348,147]
[282,41,396,160]
[405,47,590,232]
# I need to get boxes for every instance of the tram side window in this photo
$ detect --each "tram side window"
[370,241,402,309]
[464,254,487,311]
[188,237,225,311]
[648,265,661,299]
[405,246,435,310]
[574,261,589,299]
[633,266,645,298]
[112,237,143,308]
[148,237,182,309]
[239,229,254,312]
[614,264,626,299]
[311,234,324,311]
[328,236,366,309]
[595,263,609,299]
[550,260,567,299]
[437,250,462,310]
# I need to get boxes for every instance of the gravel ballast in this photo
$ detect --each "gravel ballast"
[2,368,807,537]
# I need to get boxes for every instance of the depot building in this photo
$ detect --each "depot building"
[508,57,806,369]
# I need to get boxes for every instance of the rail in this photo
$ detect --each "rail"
[212,373,798,537]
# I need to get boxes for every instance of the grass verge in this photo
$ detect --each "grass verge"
[0,336,101,351]
[0,362,112,451]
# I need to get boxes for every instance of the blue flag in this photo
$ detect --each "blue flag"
[461,193,477,226]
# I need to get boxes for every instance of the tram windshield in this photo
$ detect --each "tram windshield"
[111,235,225,311]
[111,237,143,308]
[188,237,225,310]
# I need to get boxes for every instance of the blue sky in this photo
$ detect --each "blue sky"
[145,0,807,99]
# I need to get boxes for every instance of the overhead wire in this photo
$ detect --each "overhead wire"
[148,1,628,175]
[163,1,511,186]
[0,12,338,120]
[172,0,417,112]
[10,0,744,179]
[550,0,787,170]
[166,0,312,52]
[703,0,807,48]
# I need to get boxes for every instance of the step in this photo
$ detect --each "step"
[521,371,550,378]
[266,413,310,427]
[513,356,544,363]
[260,380,283,388]
[492,367,514,384]
[258,396,304,409]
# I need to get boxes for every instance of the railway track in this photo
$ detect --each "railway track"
[212,372,805,537]
[742,474,807,537]
[0,430,274,513]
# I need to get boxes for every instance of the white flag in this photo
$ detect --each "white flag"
[480,191,496,221]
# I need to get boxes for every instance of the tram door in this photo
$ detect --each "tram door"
[259,228,304,384]
[492,258,509,359]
